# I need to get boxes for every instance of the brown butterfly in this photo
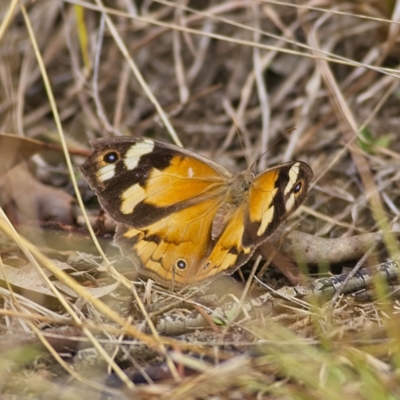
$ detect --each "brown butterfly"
[80,137,313,287]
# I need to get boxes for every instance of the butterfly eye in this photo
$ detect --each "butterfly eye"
[174,258,188,271]
[104,151,119,164]
[294,181,302,194]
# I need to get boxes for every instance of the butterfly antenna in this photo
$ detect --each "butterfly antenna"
[249,127,297,171]
[232,117,250,168]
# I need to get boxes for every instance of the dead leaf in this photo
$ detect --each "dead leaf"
[0,134,57,177]
[0,262,65,300]
[83,281,119,298]
[0,260,119,305]
[0,133,89,178]
[0,164,74,225]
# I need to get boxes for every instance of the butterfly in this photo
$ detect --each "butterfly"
[80,137,313,287]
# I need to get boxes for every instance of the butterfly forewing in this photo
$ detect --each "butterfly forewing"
[80,138,231,228]
[244,161,313,245]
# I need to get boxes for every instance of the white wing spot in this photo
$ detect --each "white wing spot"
[284,163,300,195]
[98,164,115,182]
[257,206,274,236]
[121,184,147,214]
[187,167,194,178]
[124,141,155,170]
[285,193,295,212]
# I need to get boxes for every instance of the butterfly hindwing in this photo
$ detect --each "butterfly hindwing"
[116,197,224,286]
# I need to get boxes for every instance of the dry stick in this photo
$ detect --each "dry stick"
[187,18,213,83]
[61,5,87,90]
[301,12,400,365]
[19,6,135,387]
[154,0,400,76]
[248,261,400,332]
[223,256,262,333]
[219,32,287,154]
[173,6,189,104]
[266,0,400,26]
[270,227,400,266]
[93,0,182,146]
[92,13,121,136]
[86,2,184,379]
[0,212,207,349]
[0,209,133,390]
[4,5,205,367]
[252,3,270,171]
[64,1,400,77]
[0,0,19,42]
[254,276,313,311]
[255,232,287,282]
[113,61,131,130]
[20,0,110,277]
[152,258,400,338]
[130,283,181,382]
[328,240,379,311]
[304,20,398,256]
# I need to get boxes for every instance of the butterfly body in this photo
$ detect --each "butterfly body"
[81,137,313,287]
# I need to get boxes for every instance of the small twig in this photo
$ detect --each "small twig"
[329,239,379,309]
[223,256,262,332]
[94,0,182,146]
[92,14,120,136]
[173,6,189,104]
[252,4,270,171]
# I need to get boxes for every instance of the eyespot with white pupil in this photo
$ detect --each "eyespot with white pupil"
[174,258,187,271]
[294,181,302,194]
[104,151,119,164]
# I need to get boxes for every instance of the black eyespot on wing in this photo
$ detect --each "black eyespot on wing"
[294,181,302,194]
[104,151,119,164]
[175,258,188,271]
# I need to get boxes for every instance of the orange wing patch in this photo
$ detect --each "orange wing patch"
[195,203,250,282]
[116,197,225,286]
[248,169,279,225]
[120,155,228,214]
